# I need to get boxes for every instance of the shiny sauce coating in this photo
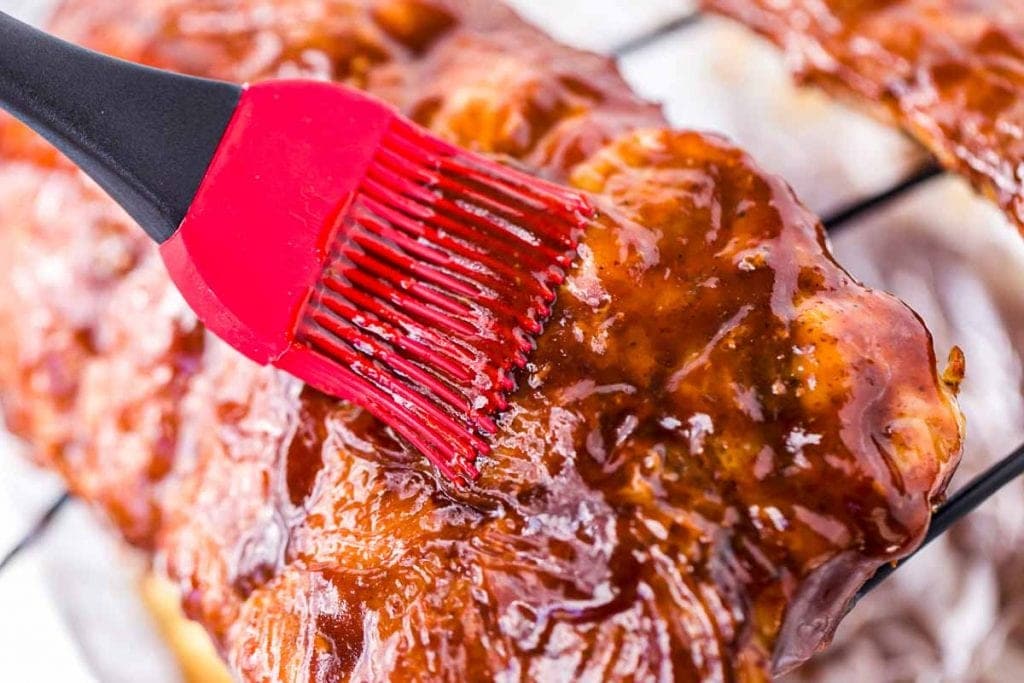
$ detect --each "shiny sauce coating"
[703,0,1024,231]
[0,1,962,680]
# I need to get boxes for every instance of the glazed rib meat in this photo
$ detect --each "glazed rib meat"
[0,1,964,680]
[702,0,1024,231]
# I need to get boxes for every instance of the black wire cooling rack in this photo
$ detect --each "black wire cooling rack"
[3,6,1023,602]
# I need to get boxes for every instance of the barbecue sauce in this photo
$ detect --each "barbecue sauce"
[0,1,963,680]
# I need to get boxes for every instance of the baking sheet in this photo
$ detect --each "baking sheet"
[1,1,1021,680]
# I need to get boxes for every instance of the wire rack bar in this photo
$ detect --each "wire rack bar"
[823,162,945,232]
[0,492,70,574]
[611,10,704,57]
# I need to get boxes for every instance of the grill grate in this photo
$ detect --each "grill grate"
[2,5,1022,609]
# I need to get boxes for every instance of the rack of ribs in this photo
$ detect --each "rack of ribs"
[0,0,964,680]
[703,0,1024,231]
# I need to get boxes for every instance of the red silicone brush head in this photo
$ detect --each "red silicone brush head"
[160,81,593,483]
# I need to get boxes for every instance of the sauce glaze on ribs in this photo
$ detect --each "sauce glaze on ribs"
[0,1,964,680]
[703,0,1024,231]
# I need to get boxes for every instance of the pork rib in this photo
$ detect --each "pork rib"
[0,1,963,680]
[703,0,1024,231]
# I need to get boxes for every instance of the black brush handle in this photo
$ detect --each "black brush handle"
[0,10,242,243]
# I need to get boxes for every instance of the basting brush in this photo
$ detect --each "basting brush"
[0,11,592,483]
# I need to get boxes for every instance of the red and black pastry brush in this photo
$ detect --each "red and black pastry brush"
[0,11,592,483]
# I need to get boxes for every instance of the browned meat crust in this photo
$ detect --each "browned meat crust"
[0,1,963,680]
[703,0,1024,231]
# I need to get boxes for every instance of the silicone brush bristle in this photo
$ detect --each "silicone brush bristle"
[293,119,593,483]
